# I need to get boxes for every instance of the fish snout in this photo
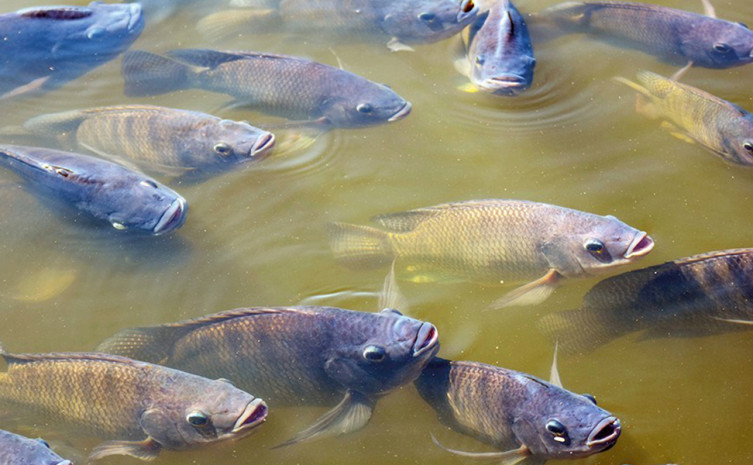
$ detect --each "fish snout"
[153,197,187,235]
[458,0,478,22]
[232,398,268,434]
[388,101,412,122]
[624,232,654,258]
[413,322,439,357]
[482,76,530,95]
[586,416,621,451]
[251,133,275,159]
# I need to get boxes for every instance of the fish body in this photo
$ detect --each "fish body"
[197,0,478,47]
[24,105,275,179]
[459,0,535,95]
[540,1,753,68]
[0,2,144,98]
[121,49,412,128]
[415,358,621,462]
[0,350,267,461]
[329,199,654,306]
[0,145,187,235]
[539,248,753,353]
[615,70,753,166]
[0,430,71,465]
[97,306,439,444]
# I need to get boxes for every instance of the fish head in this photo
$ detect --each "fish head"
[720,118,753,165]
[686,20,753,68]
[194,119,275,167]
[511,375,621,459]
[379,0,479,43]
[319,77,412,127]
[544,212,654,277]
[323,308,439,396]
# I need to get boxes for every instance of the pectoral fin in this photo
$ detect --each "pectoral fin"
[379,259,409,312]
[387,37,415,52]
[702,0,716,17]
[671,61,693,81]
[458,82,480,93]
[488,269,561,309]
[0,76,50,101]
[275,391,375,447]
[88,438,161,461]
[660,121,696,144]
[549,341,563,388]
[713,317,753,325]
[430,434,530,463]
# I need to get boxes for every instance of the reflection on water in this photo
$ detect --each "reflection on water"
[2,0,753,464]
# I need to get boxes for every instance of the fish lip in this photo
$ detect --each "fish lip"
[232,398,268,434]
[586,416,621,449]
[251,133,275,159]
[153,197,187,235]
[388,101,412,122]
[480,76,529,95]
[624,231,654,258]
[412,322,439,357]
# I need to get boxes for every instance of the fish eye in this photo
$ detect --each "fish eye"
[582,393,597,405]
[187,411,210,427]
[743,142,753,153]
[475,56,485,66]
[140,179,158,189]
[546,419,569,442]
[363,345,387,362]
[55,167,72,178]
[357,103,373,114]
[87,27,105,39]
[213,142,233,156]
[418,12,436,22]
[584,239,604,253]
[713,43,732,54]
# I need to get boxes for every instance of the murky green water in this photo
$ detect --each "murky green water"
[2,0,753,464]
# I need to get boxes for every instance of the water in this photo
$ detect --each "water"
[2,0,753,464]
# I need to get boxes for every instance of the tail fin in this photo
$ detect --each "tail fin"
[95,325,186,364]
[327,222,394,269]
[537,307,626,354]
[121,50,191,97]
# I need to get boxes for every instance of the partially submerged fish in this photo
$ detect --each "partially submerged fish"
[415,357,621,464]
[0,145,187,235]
[197,0,478,51]
[456,0,535,95]
[539,248,753,353]
[0,348,267,461]
[96,306,439,445]
[329,199,654,307]
[0,429,71,465]
[539,1,753,68]
[122,49,412,128]
[24,105,275,179]
[0,2,144,99]
[615,70,753,166]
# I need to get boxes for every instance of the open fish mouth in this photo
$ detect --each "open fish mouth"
[388,101,412,122]
[624,231,654,258]
[412,322,439,357]
[251,133,276,159]
[153,197,187,235]
[586,416,621,450]
[232,398,268,434]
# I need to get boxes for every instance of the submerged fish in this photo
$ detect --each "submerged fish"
[0,2,144,99]
[539,248,753,353]
[0,429,71,465]
[121,49,412,128]
[615,70,753,166]
[96,306,439,445]
[0,145,187,235]
[196,0,478,51]
[539,1,753,68]
[0,349,267,461]
[24,105,275,179]
[415,358,621,464]
[456,0,535,95]
[328,199,654,307]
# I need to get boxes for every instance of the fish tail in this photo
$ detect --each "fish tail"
[536,307,625,354]
[196,9,278,41]
[95,326,182,364]
[121,50,191,97]
[327,222,394,269]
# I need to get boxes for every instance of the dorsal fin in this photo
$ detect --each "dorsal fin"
[2,351,147,367]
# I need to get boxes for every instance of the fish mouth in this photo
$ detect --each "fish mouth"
[251,133,275,159]
[232,398,268,434]
[388,101,412,122]
[458,0,478,21]
[586,416,621,450]
[153,197,187,235]
[481,76,529,95]
[624,231,654,258]
[412,322,439,357]
[127,3,144,33]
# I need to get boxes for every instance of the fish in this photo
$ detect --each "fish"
[196,0,478,52]
[96,306,439,445]
[0,2,144,99]
[23,105,276,180]
[538,1,753,68]
[0,348,267,461]
[328,199,654,307]
[0,145,187,235]
[415,357,621,464]
[539,248,753,353]
[121,49,412,128]
[614,70,753,166]
[455,0,536,95]
[0,429,72,465]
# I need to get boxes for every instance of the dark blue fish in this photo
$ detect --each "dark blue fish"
[0,2,144,99]
[0,145,187,235]
[0,430,71,465]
